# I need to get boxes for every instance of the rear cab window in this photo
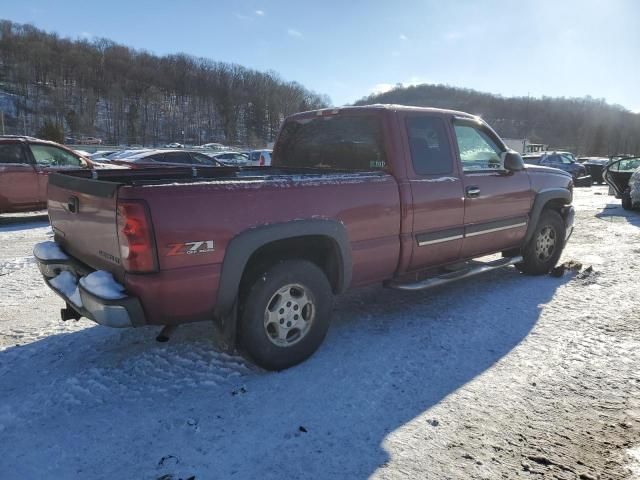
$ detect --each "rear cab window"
[274,113,387,171]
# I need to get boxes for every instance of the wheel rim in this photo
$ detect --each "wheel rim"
[535,225,557,262]
[263,283,315,347]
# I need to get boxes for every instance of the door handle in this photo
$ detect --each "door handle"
[465,186,481,198]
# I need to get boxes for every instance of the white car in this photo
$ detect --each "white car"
[211,152,251,166]
[164,142,184,148]
[248,149,272,166]
[199,143,227,151]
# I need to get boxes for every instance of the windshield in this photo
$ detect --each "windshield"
[273,114,387,171]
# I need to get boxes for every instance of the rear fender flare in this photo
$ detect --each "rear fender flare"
[524,188,572,244]
[214,219,352,318]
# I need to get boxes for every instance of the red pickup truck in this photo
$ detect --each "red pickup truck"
[34,105,575,370]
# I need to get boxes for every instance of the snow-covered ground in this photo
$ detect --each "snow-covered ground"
[1,187,639,479]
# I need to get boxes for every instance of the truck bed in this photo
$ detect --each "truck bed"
[46,165,402,324]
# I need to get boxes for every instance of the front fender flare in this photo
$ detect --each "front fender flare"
[523,188,572,244]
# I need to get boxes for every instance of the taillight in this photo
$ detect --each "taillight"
[116,200,158,273]
[259,154,265,166]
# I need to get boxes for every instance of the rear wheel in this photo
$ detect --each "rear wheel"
[516,210,566,275]
[239,260,333,370]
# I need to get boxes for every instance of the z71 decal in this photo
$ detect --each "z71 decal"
[167,240,215,256]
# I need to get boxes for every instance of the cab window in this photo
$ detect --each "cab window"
[453,124,502,171]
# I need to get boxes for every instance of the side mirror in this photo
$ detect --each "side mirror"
[504,151,525,172]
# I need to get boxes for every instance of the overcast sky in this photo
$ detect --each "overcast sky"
[4,0,639,111]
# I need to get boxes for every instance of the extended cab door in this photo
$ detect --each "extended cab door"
[402,113,465,271]
[0,143,39,211]
[452,119,532,258]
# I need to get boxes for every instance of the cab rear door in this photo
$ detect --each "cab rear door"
[400,112,465,272]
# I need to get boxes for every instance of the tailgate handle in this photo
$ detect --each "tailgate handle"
[67,196,79,214]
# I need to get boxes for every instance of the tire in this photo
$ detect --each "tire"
[239,259,333,370]
[516,210,566,275]
[622,189,632,210]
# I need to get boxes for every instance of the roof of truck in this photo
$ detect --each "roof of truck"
[289,104,477,120]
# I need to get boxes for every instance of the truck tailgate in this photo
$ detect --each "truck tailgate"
[47,172,125,280]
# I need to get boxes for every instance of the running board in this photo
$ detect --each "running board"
[387,256,523,291]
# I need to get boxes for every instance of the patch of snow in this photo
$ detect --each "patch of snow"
[140,172,390,189]
[33,241,68,261]
[628,447,640,478]
[79,270,126,300]
[49,271,82,307]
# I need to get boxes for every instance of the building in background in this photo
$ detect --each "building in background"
[503,138,548,154]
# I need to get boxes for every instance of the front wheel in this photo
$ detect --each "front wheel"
[516,210,566,275]
[239,260,333,370]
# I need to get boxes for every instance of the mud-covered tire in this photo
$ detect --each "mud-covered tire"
[516,210,566,275]
[239,260,333,370]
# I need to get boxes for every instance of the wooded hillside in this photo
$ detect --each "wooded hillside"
[356,84,640,156]
[0,20,328,146]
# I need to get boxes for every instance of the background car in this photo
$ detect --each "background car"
[0,135,91,213]
[78,136,103,145]
[630,168,640,209]
[578,157,609,184]
[603,156,640,209]
[164,142,184,148]
[111,149,223,168]
[523,151,592,186]
[248,149,273,166]
[199,143,227,151]
[210,151,251,166]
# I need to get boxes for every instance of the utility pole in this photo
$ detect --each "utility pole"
[1,111,4,135]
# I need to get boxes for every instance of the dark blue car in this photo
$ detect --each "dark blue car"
[523,151,592,186]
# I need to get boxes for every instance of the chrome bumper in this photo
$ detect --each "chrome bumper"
[34,242,145,328]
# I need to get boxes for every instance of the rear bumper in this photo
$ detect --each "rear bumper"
[34,242,145,328]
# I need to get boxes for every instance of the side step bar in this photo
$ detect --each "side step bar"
[387,256,523,291]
